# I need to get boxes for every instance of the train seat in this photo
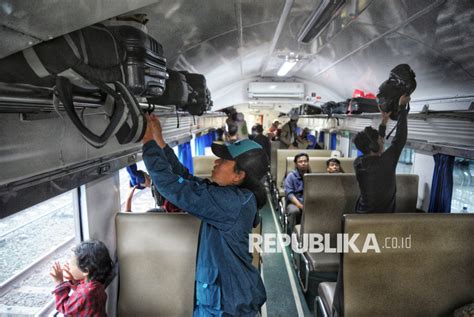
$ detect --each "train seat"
[192,155,217,179]
[270,140,279,182]
[285,157,355,176]
[296,174,419,292]
[115,213,201,316]
[275,149,334,196]
[316,213,474,317]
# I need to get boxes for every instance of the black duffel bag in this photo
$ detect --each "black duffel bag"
[0,23,146,148]
[147,69,190,108]
[180,71,212,116]
[321,101,347,116]
[348,97,378,114]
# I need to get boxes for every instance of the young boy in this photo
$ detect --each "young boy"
[50,240,113,317]
[327,158,344,173]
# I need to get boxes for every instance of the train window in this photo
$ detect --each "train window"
[119,161,155,212]
[0,191,76,315]
[348,132,360,158]
[451,158,474,213]
[396,148,415,174]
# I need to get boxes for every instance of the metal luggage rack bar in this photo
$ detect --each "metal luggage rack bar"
[298,110,474,121]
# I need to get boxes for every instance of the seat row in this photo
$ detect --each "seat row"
[115,212,262,316]
[315,213,474,317]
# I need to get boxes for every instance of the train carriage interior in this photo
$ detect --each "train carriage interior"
[0,0,473,316]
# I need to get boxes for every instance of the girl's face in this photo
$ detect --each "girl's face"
[68,253,88,281]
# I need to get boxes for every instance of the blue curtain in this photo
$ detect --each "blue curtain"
[330,133,337,150]
[195,135,206,156]
[307,134,317,149]
[195,132,215,156]
[319,131,325,147]
[428,154,455,213]
[205,132,215,147]
[178,142,194,174]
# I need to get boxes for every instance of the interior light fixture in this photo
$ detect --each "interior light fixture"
[297,0,346,43]
[277,57,298,77]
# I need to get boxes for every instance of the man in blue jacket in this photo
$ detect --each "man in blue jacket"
[142,113,267,316]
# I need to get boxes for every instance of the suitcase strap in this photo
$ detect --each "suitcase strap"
[56,76,131,148]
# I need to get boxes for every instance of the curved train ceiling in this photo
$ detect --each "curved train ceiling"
[1,0,473,110]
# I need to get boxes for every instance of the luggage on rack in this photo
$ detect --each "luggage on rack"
[348,97,378,114]
[299,103,322,115]
[321,101,348,116]
[180,71,212,116]
[105,21,168,98]
[0,23,147,148]
[147,69,190,108]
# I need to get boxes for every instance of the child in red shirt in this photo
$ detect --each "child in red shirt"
[50,240,113,317]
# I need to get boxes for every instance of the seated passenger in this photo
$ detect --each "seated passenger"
[50,240,113,317]
[326,158,344,173]
[284,153,310,235]
[295,127,312,149]
[142,113,267,315]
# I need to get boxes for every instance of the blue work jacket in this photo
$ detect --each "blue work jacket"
[142,141,266,316]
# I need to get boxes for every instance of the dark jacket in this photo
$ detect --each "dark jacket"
[142,141,266,316]
[353,109,408,213]
[252,134,271,165]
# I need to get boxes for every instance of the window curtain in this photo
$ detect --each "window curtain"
[178,141,194,175]
[319,131,325,148]
[205,132,215,147]
[330,133,337,150]
[428,154,455,213]
[307,134,317,149]
[195,132,215,156]
[194,135,206,156]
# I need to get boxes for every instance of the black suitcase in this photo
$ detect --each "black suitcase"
[299,103,322,115]
[106,22,167,98]
[180,71,212,116]
[148,69,189,107]
[349,97,378,114]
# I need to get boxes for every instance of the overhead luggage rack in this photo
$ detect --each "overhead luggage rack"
[297,110,474,121]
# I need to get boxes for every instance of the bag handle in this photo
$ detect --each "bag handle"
[114,81,146,144]
[56,76,129,148]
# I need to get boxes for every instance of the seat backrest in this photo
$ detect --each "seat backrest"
[276,149,333,190]
[286,157,355,174]
[116,213,201,316]
[301,174,419,239]
[342,213,474,316]
[192,155,217,178]
[395,174,419,212]
[270,140,279,181]
[301,174,359,245]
